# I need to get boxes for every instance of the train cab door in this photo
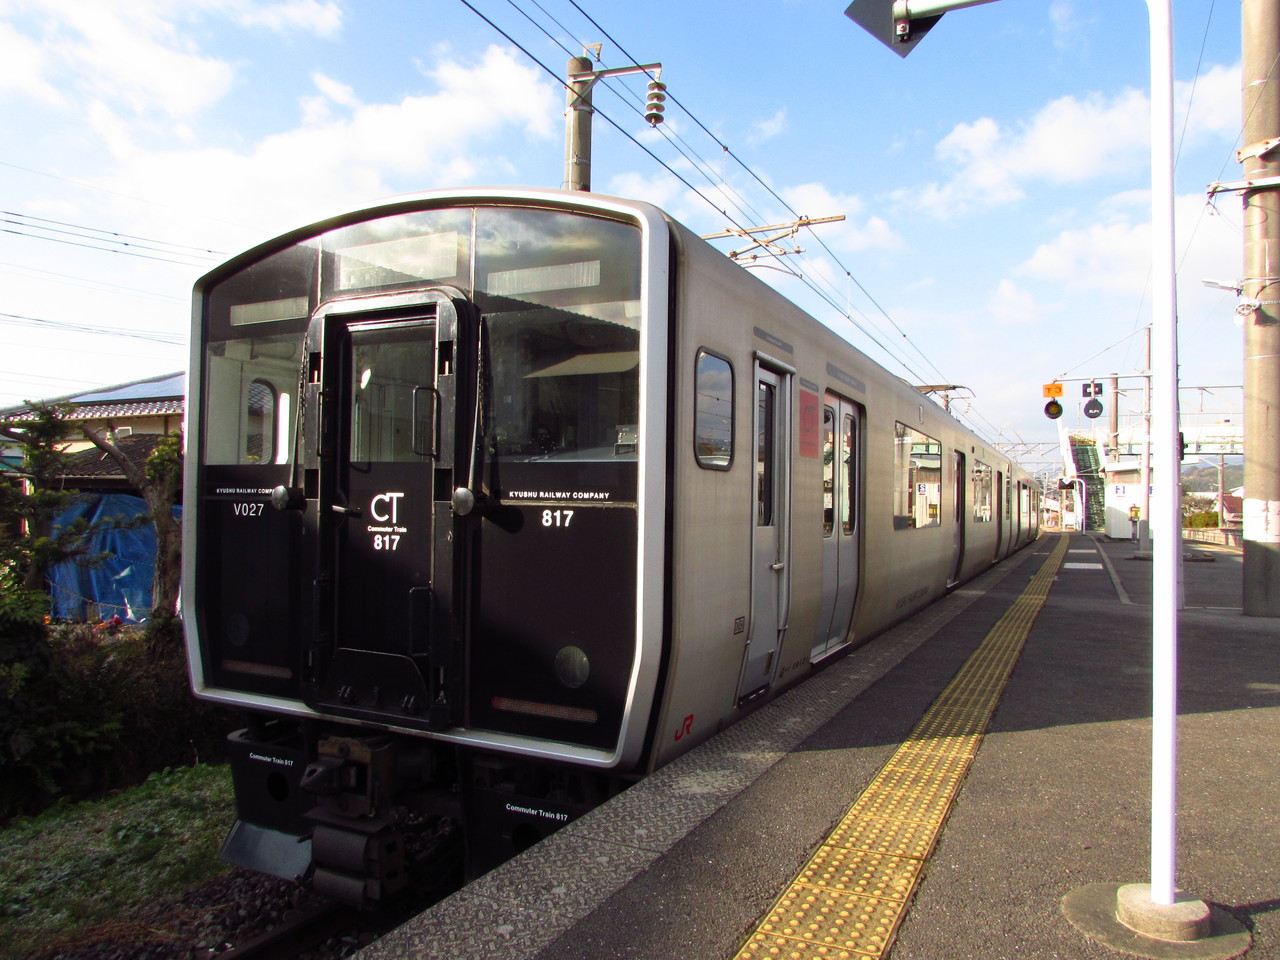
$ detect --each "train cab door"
[948,449,965,587]
[812,394,863,661]
[739,362,792,703]
[304,294,473,728]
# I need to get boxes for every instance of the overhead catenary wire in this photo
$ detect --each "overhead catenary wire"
[0,311,185,345]
[472,0,941,387]
[0,212,220,267]
[2,211,223,258]
[558,0,947,385]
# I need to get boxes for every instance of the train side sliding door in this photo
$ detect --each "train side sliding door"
[739,362,792,702]
[812,394,863,660]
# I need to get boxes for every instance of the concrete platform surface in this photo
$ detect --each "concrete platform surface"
[356,534,1279,960]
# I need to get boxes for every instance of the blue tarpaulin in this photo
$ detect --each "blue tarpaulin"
[46,494,182,622]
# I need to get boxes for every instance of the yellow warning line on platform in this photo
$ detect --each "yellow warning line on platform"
[733,534,1069,960]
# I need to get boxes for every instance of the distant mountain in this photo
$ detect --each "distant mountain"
[1181,459,1243,493]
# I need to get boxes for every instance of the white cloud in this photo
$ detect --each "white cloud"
[0,0,347,123]
[912,88,1153,219]
[90,45,559,244]
[0,20,63,104]
[1,1,234,119]
[1048,0,1082,50]
[988,278,1049,326]
[232,0,343,37]
[312,73,360,110]
[781,182,902,253]
[1176,63,1241,144]
[907,60,1240,225]
[1019,218,1150,294]
[748,108,787,144]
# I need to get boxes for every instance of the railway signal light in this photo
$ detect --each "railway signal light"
[645,81,666,125]
[1044,399,1064,419]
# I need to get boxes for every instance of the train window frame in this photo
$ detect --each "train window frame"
[245,378,277,464]
[756,381,776,526]
[893,421,942,531]
[694,348,734,471]
[822,404,836,536]
[202,331,303,466]
[972,459,993,523]
[842,412,857,536]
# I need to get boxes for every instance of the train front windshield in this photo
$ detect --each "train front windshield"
[194,202,645,751]
[203,206,641,469]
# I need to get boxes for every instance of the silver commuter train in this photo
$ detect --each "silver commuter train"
[183,186,1040,904]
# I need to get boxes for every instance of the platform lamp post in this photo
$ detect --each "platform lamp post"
[844,0,1249,952]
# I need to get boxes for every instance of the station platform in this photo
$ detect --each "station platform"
[356,533,1279,960]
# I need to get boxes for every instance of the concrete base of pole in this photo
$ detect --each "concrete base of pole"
[1062,884,1252,959]
[1116,884,1211,941]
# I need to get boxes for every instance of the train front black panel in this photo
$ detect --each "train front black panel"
[199,464,303,700]
[471,495,637,749]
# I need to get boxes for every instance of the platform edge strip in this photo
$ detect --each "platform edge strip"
[730,535,1069,960]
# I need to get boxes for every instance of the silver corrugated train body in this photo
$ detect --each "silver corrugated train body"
[183,187,1039,904]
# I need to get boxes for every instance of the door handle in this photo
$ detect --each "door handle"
[412,385,440,459]
[771,561,785,571]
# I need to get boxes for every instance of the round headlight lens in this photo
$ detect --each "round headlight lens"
[554,645,590,688]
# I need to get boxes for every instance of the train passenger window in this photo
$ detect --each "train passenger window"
[245,379,276,463]
[822,406,835,536]
[842,413,856,535]
[972,460,993,522]
[203,332,301,465]
[757,383,776,526]
[695,350,733,470]
[893,422,941,530]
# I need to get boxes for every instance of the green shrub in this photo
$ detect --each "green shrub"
[1,613,235,823]
[1183,510,1220,529]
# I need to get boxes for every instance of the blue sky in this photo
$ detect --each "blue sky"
[0,0,1247,473]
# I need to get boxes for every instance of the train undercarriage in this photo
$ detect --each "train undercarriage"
[221,718,626,907]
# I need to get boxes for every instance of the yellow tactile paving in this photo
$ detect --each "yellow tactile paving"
[732,535,1069,960]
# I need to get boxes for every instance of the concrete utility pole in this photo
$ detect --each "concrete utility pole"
[563,53,595,192]
[1241,0,1280,616]
[563,49,665,193]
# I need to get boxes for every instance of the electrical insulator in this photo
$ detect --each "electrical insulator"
[645,80,666,125]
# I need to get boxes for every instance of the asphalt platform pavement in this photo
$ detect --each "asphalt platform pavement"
[357,533,1279,960]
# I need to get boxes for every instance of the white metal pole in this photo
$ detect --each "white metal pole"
[1146,0,1179,908]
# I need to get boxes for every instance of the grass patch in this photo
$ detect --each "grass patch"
[0,764,235,958]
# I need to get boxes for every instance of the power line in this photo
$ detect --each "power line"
[479,0,934,382]
[554,0,945,384]
[0,225,212,266]
[0,311,185,345]
[454,0,758,241]
[2,210,223,257]
[459,1,993,431]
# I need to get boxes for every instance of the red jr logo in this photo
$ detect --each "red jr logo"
[674,714,694,741]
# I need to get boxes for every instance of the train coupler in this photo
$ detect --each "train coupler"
[309,815,408,907]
